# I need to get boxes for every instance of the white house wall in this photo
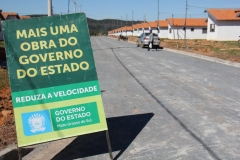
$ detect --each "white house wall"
[137,29,143,36]
[121,31,127,36]
[143,28,149,33]
[133,29,138,36]
[207,15,218,40]
[218,21,240,41]
[168,24,173,39]
[159,27,168,38]
[149,27,158,34]
[207,16,240,41]
[127,31,133,36]
[168,24,207,39]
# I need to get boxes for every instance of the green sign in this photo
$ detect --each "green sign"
[2,13,107,147]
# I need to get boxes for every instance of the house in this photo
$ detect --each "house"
[156,20,169,38]
[121,26,133,36]
[116,28,120,36]
[20,15,30,19]
[148,21,158,34]
[108,31,112,36]
[0,10,5,41]
[2,12,20,20]
[136,24,143,36]
[113,29,118,36]
[121,27,126,36]
[132,24,138,36]
[166,18,208,39]
[205,8,240,41]
[141,22,150,34]
[126,26,133,36]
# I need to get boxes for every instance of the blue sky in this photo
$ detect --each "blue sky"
[1,0,240,21]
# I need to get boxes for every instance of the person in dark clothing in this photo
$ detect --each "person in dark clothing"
[148,29,153,51]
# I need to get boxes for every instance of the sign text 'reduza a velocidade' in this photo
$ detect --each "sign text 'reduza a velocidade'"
[16,24,89,79]
[15,85,98,103]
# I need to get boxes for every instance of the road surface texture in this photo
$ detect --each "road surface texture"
[24,37,240,160]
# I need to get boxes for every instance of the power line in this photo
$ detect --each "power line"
[188,5,207,9]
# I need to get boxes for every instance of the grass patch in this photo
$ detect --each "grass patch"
[227,50,239,55]
[220,41,239,47]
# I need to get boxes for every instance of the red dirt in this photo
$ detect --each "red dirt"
[0,86,16,150]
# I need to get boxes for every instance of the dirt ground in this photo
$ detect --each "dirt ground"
[161,39,240,63]
[0,68,16,150]
[113,36,240,63]
[0,86,16,150]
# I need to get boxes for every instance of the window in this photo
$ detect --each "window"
[191,28,194,32]
[202,28,207,34]
[169,28,172,33]
[210,24,215,32]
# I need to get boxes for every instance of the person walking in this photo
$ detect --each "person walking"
[148,29,153,51]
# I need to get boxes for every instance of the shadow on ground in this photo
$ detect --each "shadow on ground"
[52,113,154,160]
[0,147,34,160]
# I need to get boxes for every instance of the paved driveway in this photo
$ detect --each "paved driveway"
[25,36,240,160]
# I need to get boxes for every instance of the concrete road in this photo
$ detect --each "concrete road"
[25,37,240,160]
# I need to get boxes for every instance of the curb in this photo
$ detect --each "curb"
[107,36,240,68]
[163,48,240,68]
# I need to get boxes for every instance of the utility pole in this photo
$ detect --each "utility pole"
[112,20,113,31]
[132,10,133,40]
[184,0,188,48]
[126,14,127,26]
[48,0,52,16]
[121,16,122,28]
[126,14,127,36]
[68,0,70,14]
[74,0,76,13]
[172,14,175,39]
[79,5,83,12]
[117,19,118,35]
[121,16,122,35]
[158,0,159,34]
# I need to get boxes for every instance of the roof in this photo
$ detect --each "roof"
[126,26,132,31]
[2,12,20,19]
[132,24,138,29]
[206,9,240,21]
[136,23,142,29]
[20,15,30,19]
[117,28,122,32]
[121,26,128,31]
[148,21,157,28]
[166,18,207,27]
[156,20,168,27]
[141,22,149,29]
